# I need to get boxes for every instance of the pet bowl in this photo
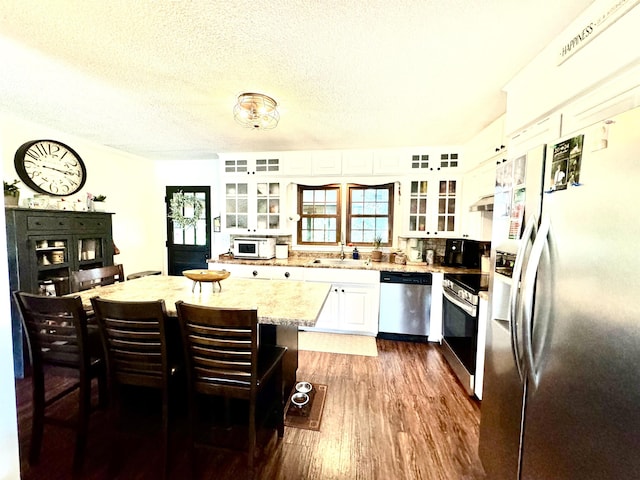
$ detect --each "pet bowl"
[295,381,313,394]
[291,392,309,408]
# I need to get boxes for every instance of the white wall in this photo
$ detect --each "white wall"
[0,148,21,479]
[1,114,165,277]
[153,159,221,269]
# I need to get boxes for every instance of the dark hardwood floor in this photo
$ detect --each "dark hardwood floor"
[14,339,486,479]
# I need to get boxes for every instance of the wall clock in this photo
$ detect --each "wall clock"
[14,139,87,196]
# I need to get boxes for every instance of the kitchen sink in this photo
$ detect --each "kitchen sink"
[311,258,370,266]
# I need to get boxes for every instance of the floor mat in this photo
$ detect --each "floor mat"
[298,331,378,356]
[284,383,327,431]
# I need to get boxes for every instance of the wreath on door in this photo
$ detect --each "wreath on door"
[169,191,204,229]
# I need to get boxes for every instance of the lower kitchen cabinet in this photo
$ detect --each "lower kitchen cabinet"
[210,263,380,335]
[313,282,379,335]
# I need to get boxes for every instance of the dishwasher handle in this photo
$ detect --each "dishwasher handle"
[380,271,432,285]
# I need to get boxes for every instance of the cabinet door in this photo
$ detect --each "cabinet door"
[342,150,373,175]
[314,285,340,330]
[339,283,377,334]
[434,178,459,235]
[255,181,283,232]
[32,235,74,296]
[224,181,250,232]
[223,180,285,234]
[311,151,342,175]
[406,179,430,234]
[403,177,461,237]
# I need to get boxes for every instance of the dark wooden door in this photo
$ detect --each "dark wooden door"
[166,186,211,275]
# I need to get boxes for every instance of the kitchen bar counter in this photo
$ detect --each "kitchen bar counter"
[73,274,331,327]
[208,254,482,275]
[72,274,331,395]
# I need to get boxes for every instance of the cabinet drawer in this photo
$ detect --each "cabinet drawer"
[27,215,74,231]
[73,217,110,231]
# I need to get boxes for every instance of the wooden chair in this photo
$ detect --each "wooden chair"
[71,264,125,293]
[175,301,287,479]
[13,291,107,475]
[89,296,172,479]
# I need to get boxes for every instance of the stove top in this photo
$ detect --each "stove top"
[444,273,489,295]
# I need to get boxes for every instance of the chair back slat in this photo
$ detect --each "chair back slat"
[90,297,168,389]
[14,292,90,370]
[71,265,125,292]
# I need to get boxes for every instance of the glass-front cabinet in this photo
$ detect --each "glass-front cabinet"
[5,209,114,378]
[224,180,284,234]
[404,177,460,237]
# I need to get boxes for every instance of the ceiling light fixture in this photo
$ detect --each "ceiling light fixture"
[233,92,280,130]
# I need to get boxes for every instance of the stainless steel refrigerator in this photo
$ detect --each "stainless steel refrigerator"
[479,105,640,479]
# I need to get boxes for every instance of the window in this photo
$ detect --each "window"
[347,183,394,245]
[298,184,341,244]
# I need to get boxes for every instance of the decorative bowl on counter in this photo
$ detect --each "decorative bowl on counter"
[291,392,309,408]
[182,269,230,292]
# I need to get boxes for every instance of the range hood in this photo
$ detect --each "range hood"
[470,195,494,212]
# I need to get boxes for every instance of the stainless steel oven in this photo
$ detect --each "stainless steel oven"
[441,273,486,396]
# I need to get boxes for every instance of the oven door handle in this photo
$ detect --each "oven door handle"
[443,289,476,317]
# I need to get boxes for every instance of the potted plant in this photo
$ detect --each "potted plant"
[371,235,383,262]
[4,179,20,207]
[91,194,107,212]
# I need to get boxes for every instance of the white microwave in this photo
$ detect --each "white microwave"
[233,237,276,259]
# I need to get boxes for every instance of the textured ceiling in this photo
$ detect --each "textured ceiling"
[0,1,593,160]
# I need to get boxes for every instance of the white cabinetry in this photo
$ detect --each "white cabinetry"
[208,263,305,281]
[302,268,379,335]
[222,155,282,176]
[475,296,489,400]
[402,176,461,237]
[314,283,378,334]
[342,150,374,175]
[429,272,444,342]
[310,150,342,175]
[460,159,496,241]
[464,115,505,166]
[223,180,287,234]
[373,148,462,176]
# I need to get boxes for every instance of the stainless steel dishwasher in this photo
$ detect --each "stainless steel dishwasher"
[378,271,432,341]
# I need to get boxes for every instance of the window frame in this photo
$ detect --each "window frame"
[297,184,342,245]
[346,183,394,247]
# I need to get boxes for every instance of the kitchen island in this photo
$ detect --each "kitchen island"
[73,274,331,396]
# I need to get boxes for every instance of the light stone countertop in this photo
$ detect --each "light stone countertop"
[208,254,482,275]
[73,275,331,327]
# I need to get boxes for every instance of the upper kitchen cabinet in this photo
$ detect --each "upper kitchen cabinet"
[223,180,287,234]
[279,151,313,176]
[310,150,342,175]
[374,148,463,175]
[402,176,461,237]
[460,160,496,241]
[221,153,283,176]
[282,149,376,177]
[507,113,561,158]
[465,115,506,166]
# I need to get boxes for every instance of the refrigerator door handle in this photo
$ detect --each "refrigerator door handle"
[509,215,537,383]
[522,216,551,388]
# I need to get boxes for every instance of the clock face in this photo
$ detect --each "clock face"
[14,140,87,196]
